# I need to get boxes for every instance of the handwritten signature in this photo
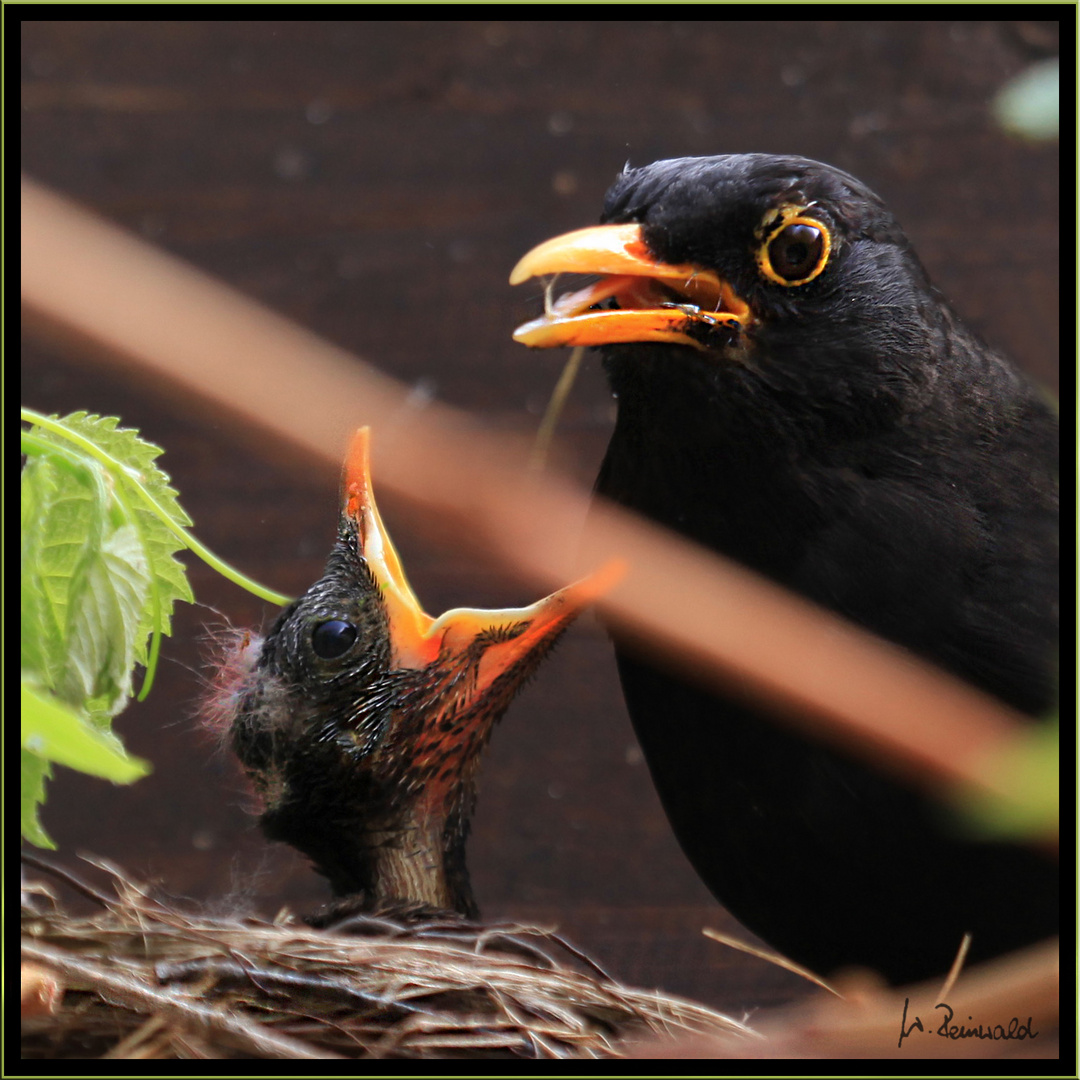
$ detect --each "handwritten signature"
[898,998,1038,1048]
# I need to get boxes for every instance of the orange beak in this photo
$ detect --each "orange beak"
[509,223,751,350]
[342,428,618,684]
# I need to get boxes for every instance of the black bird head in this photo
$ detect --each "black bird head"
[511,153,983,435]
[212,429,604,918]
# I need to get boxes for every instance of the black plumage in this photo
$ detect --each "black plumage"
[512,154,1058,983]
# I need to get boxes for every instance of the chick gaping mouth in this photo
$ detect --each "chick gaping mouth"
[509,223,751,350]
[343,427,617,691]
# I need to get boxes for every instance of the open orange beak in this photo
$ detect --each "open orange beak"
[509,223,752,350]
[341,428,619,687]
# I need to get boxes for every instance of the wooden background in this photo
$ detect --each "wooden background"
[21,19,1060,1016]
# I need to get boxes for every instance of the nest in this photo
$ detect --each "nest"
[21,859,756,1059]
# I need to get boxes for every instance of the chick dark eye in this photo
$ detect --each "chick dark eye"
[311,619,357,659]
[758,213,831,286]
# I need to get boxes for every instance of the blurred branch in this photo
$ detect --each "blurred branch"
[20,175,1056,837]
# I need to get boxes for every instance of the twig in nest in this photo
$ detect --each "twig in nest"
[702,926,840,996]
[21,852,118,911]
[154,957,427,1017]
[936,932,972,1001]
[21,940,342,1059]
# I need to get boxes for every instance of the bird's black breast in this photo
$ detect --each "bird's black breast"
[614,651,1058,984]
[598,336,1058,978]
[598,328,1058,715]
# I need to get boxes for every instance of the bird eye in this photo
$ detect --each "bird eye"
[311,619,357,660]
[758,214,831,286]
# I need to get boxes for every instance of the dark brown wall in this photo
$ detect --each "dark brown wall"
[21,20,1060,1013]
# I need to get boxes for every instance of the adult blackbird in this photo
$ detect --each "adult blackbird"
[210,428,600,918]
[510,154,1058,983]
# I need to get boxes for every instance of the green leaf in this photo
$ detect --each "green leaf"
[21,749,56,849]
[22,682,150,783]
[62,523,151,718]
[21,451,106,694]
[38,412,196,660]
[24,409,290,610]
[22,413,196,708]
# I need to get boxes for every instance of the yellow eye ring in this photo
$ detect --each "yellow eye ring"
[757,210,831,286]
